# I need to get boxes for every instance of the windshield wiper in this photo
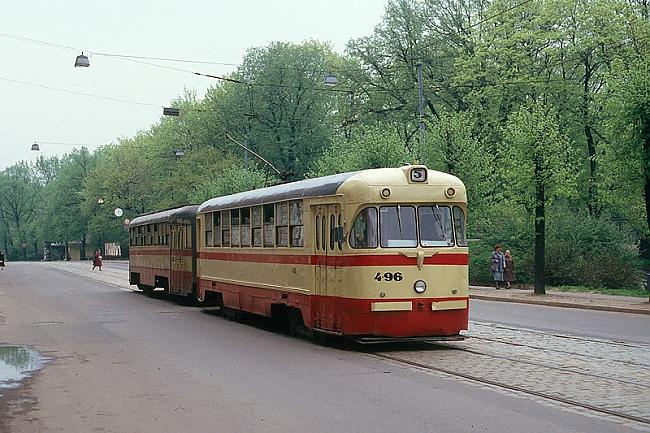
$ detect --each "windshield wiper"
[397,205,404,240]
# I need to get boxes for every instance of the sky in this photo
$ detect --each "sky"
[0,0,388,169]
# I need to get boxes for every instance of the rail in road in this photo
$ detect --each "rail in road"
[373,322,650,430]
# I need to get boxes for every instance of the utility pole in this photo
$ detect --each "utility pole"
[417,63,425,145]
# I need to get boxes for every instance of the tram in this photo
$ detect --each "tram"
[128,205,199,297]
[196,165,469,341]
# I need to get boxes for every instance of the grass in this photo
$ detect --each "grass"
[550,285,649,298]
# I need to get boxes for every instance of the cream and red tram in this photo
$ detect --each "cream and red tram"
[197,166,469,341]
[128,205,199,297]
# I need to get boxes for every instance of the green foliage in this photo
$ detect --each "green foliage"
[188,164,273,203]
[309,126,412,177]
[545,205,641,289]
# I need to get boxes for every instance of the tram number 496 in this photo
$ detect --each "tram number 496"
[374,272,403,282]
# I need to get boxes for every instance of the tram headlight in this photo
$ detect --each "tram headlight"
[414,280,427,294]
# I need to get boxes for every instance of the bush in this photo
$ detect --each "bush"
[545,207,641,289]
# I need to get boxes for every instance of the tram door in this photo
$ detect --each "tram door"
[313,204,342,332]
[169,222,191,295]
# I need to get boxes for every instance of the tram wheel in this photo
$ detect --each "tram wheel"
[137,284,154,295]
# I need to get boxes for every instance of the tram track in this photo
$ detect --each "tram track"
[373,348,650,427]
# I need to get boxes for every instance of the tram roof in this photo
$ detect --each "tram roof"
[129,204,199,227]
[198,171,361,213]
[198,167,465,213]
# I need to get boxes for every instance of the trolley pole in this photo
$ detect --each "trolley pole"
[417,63,425,144]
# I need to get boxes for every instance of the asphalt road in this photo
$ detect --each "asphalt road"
[470,299,649,344]
[0,262,644,433]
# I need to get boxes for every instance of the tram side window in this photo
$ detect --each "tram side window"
[241,207,251,247]
[276,202,289,247]
[418,206,454,247]
[350,207,378,249]
[252,206,263,247]
[329,215,335,251]
[453,206,468,247]
[379,206,417,248]
[214,212,222,247]
[315,215,320,250]
[205,212,213,247]
[263,204,274,247]
[146,224,152,246]
[289,200,303,247]
[231,209,240,247]
[337,214,343,251]
[222,210,231,247]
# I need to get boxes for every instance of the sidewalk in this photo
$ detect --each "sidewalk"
[470,285,650,315]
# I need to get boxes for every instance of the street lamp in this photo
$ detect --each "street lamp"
[75,52,90,68]
[31,142,40,151]
[323,73,338,86]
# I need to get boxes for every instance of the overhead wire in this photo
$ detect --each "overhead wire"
[0,76,162,108]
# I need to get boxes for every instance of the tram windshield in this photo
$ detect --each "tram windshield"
[418,205,454,247]
[350,204,468,249]
[379,206,417,248]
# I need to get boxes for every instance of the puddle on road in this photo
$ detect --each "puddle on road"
[0,346,47,393]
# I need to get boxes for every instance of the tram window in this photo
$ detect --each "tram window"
[231,209,241,247]
[321,215,326,250]
[329,215,335,251]
[419,206,454,247]
[380,206,417,248]
[337,214,343,251]
[350,207,378,249]
[205,213,213,247]
[222,210,231,247]
[276,202,289,247]
[263,204,274,247]
[214,212,222,247]
[252,206,262,247]
[315,215,320,250]
[241,207,251,247]
[289,201,303,247]
[453,206,468,247]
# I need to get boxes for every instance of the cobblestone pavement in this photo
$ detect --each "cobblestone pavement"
[377,321,650,431]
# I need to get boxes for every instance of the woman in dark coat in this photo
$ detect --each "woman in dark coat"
[504,250,516,289]
[92,249,103,271]
[0,251,5,270]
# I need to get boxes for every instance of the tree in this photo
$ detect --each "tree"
[0,163,41,260]
[309,126,412,177]
[204,41,344,180]
[501,102,577,294]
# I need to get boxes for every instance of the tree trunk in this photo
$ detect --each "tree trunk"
[534,158,546,295]
[583,59,599,216]
[641,123,650,259]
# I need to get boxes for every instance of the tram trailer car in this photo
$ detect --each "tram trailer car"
[128,205,199,297]
[196,166,469,342]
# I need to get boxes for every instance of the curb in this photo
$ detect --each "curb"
[470,294,650,316]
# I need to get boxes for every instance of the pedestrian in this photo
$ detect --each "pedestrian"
[0,251,5,270]
[92,249,103,271]
[504,250,516,289]
[490,244,505,289]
